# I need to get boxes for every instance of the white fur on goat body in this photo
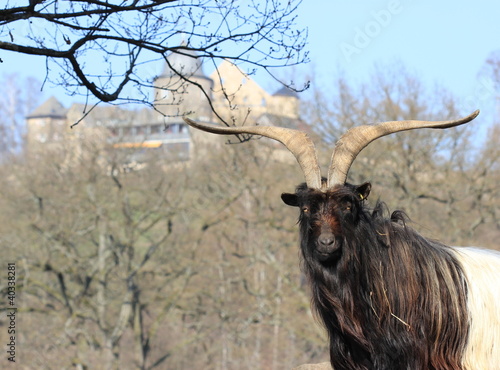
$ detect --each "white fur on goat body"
[452,247,500,369]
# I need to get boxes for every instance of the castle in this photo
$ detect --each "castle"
[26,49,303,160]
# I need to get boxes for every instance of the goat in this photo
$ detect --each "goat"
[184,110,500,369]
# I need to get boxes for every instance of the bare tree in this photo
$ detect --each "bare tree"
[0,135,201,369]
[0,73,41,155]
[484,50,500,92]
[0,0,308,123]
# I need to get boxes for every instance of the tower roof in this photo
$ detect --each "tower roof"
[160,47,207,79]
[273,86,299,98]
[27,96,67,119]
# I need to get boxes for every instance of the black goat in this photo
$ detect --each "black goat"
[282,182,473,369]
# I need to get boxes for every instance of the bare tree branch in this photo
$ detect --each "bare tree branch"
[1,0,308,123]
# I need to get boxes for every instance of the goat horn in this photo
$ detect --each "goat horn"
[327,110,480,188]
[183,117,323,189]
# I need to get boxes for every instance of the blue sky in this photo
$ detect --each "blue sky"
[2,0,500,126]
[293,0,500,121]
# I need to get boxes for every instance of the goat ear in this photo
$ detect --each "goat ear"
[355,182,371,200]
[281,193,299,207]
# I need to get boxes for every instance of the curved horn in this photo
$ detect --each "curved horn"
[183,117,323,189]
[327,110,480,188]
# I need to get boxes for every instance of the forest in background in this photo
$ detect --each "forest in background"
[0,68,499,369]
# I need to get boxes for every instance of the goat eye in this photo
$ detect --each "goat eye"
[341,200,353,213]
[301,206,309,213]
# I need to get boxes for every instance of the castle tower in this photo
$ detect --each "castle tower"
[268,86,300,119]
[25,96,68,146]
[153,48,214,123]
[209,60,271,124]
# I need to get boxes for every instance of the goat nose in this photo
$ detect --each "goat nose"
[318,233,335,247]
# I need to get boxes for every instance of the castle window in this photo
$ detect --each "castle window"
[36,133,47,143]
[150,124,163,134]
